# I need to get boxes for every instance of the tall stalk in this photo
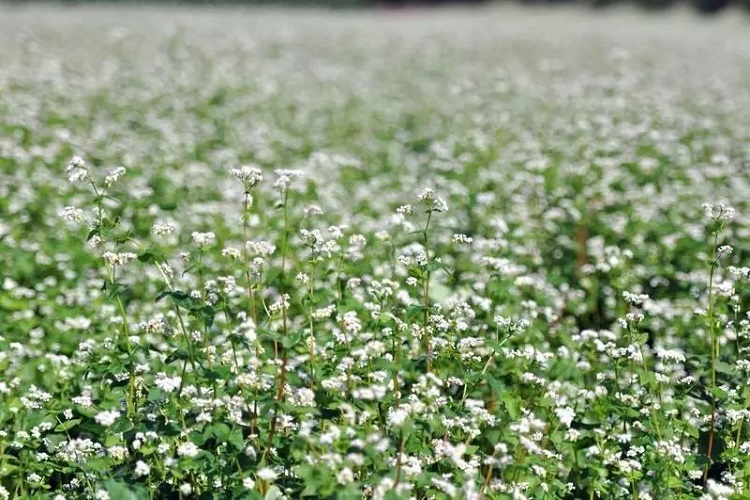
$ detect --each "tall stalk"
[108,265,137,418]
[422,210,433,373]
[703,228,720,485]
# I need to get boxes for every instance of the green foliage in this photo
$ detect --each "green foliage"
[0,7,750,500]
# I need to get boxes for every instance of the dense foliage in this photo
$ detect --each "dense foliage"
[1,6,750,500]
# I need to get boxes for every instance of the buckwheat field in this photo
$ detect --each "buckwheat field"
[2,5,750,499]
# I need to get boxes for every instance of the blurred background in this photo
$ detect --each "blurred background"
[2,0,750,15]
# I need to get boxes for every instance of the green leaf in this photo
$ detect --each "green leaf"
[501,392,520,420]
[168,290,195,309]
[209,423,231,440]
[227,427,245,451]
[191,304,216,327]
[683,424,699,439]
[103,480,143,500]
[405,305,425,321]
[426,260,445,273]
[138,251,159,263]
[708,386,729,401]
[633,333,649,345]
[281,332,304,349]
[407,267,424,280]
[665,476,683,488]
[147,388,166,402]
[54,418,81,432]
[114,229,133,244]
[205,366,232,381]
[229,333,252,348]
[715,361,735,376]
[165,348,191,364]
[300,484,319,497]
[192,430,210,446]
[110,418,134,434]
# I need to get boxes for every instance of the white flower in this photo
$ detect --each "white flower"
[717,245,733,258]
[177,441,200,458]
[155,373,181,393]
[312,305,336,320]
[451,233,473,245]
[555,407,575,428]
[108,445,128,459]
[304,205,323,216]
[257,467,278,481]
[153,222,177,237]
[65,156,89,183]
[94,410,120,427]
[72,394,93,407]
[717,282,735,298]
[703,202,736,222]
[623,291,649,305]
[269,294,290,314]
[431,477,457,497]
[59,206,85,223]
[273,169,304,190]
[102,252,137,268]
[337,468,354,484]
[243,477,256,489]
[191,231,216,247]
[134,460,151,477]
[387,408,409,427]
[625,312,644,324]
[418,187,449,212]
[655,348,686,363]
[222,247,241,259]
[104,167,126,187]
[246,240,276,256]
[728,266,750,279]
[706,479,735,498]
[230,165,263,188]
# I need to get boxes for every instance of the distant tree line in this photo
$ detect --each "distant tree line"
[4,0,749,14]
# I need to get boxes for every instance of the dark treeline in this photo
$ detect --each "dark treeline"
[3,0,749,13]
